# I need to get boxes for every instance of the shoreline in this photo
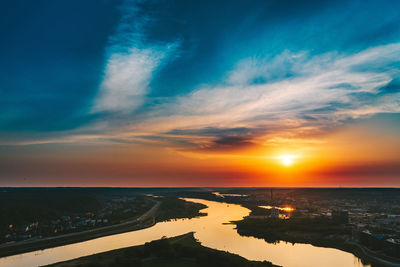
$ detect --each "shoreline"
[2,197,399,267]
[45,232,278,267]
[0,202,160,258]
[282,238,400,267]
[235,228,400,267]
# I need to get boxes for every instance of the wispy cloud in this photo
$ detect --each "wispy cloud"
[121,42,400,151]
[92,47,166,113]
[91,1,179,113]
[9,42,400,153]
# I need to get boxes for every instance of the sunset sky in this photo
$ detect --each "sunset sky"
[1,0,400,187]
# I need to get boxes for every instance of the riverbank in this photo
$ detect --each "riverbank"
[235,218,400,267]
[45,232,279,267]
[0,198,377,267]
[0,201,160,258]
[0,197,207,258]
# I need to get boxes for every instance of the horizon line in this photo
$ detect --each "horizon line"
[1,186,400,189]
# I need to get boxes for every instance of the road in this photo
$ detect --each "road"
[0,201,161,256]
[347,241,400,267]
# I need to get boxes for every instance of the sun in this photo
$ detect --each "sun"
[278,155,297,166]
[282,156,293,166]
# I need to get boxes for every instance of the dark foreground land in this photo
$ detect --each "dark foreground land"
[46,232,278,267]
[0,188,206,257]
[157,187,400,267]
[235,217,400,267]
[2,187,400,267]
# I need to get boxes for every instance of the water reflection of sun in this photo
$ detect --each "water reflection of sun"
[282,207,294,212]
[259,205,295,212]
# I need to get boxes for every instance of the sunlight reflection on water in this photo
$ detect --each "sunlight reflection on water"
[0,198,369,267]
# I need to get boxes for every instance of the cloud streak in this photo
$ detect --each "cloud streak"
[119,43,400,151]
[92,1,179,113]
[6,42,399,153]
[92,47,165,113]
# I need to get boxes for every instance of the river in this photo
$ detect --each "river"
[0,198,369,267]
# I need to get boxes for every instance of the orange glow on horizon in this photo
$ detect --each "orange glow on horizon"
[2,121,400,187]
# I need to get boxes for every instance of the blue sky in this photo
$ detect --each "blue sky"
[1,0,400,186]
[1,0,399,132]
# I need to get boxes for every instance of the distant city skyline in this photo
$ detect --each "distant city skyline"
[1,0,400,187]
